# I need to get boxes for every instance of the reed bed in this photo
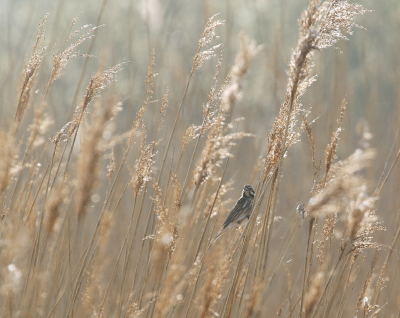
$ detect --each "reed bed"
[0,0,399,317]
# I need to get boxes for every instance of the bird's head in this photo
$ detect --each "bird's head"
[243,185,255,198]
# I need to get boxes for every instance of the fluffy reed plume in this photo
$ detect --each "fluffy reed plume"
[262,34,318,179]
[192,46,254,187]
[126,303,147,318]
[75,94,121,218]
[193,119,253,186]
[303,115,318,178]
[198,266,215,318]
[221,33,261,113]
[181,125,200,154]
[203,248,233,314]
[159,14,224,187]
[171,174,182,217]
[0,132,20,195]
[45,184,67,234]
[317,212,337,264]
[26,112,53,154]
[325,99,346,183]
[303,149,385,315]
[192,15,224,72]
[131,125,154,199]
[151,180,176,256]
[153,237,202,318]
[347,190,385,258]
[304,271,325,315]
[69,63,124,139]
[48,21,101,88]
[122,51,154,156]
[307,148,375,218]
[263,1,369,179]
[53,62,123,147]
[15,15,47,123]
[355,257,376,316]
[203,179,234,219]
[107,149,115,181]
[145,180,175,301]
[156,88,169,135]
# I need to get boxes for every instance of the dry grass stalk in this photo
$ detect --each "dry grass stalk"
[263,0,369,181]
[100,53,154,212]
[75,95,121,218]
[153,236,202,318]
[355,257,376,316]
[302,114,322,186]
[304,116,316,167]
[53,62,124,148]
[347,191,386,259]
[183,48,250,196]
[181,125,200,154]
[325,99,346,184]
[201,48,226,133]
[193,120,253,186]
[14,15,47,124]
[307,149,375,219]
[203,179,233,220]
[26,111,53,154]
[48,22,101,88]
[69,63,124,139]
[190,43,257,190]
[197,261,215,318]
[156,88,169,136]
[0,132,20,195]
[171,174,182,219]
[206,249,233,315]
[114,51,154,173]
[304,271,325,315]
[144,180,178,310]
[107,149,115,182]
[193,15,224,72]
[317,212,337,264]
[131,124,154,199]
[45,184,66,234]
[157,14,224,185]
[179,51,227,191]
[151,180,175,246]
[221,33,261,113]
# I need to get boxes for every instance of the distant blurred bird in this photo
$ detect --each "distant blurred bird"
[212,185,255,243]
[296,202,306,219]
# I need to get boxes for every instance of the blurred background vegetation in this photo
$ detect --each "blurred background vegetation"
[1,0,398,229]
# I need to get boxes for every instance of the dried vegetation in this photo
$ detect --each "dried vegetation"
[0,1,399,317]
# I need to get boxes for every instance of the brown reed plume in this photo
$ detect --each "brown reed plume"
[75,93,122,219]
[14,15,47,125]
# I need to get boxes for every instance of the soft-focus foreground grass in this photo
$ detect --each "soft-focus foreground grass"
[0,0,399,317]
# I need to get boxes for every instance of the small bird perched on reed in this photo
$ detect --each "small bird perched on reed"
[212,184,255,243]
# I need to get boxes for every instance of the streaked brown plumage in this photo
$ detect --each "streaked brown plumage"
[213,185,255,243]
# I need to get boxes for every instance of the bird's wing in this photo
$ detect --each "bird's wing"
[222,197,249,229]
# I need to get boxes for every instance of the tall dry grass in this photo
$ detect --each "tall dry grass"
[0,0,399,317]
